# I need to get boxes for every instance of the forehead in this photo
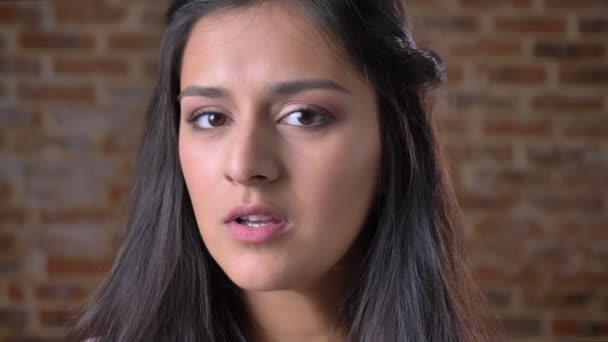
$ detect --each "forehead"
[179,2,361,89]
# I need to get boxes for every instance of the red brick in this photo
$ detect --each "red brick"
[8,282,23,300]
[472,264,513,285]
[450,39,522,57]
[474,216,544,240]
[414,15,479,32]
[446,91,520,110]
[444,65,464,85]
[527,144,603,167]
[560,67,608,85]
[456,192,517,211]
[553,319,580,335]
[530,194,604,213]
[532,93,604,112]
[101,133,139,155]
[534,42,605,59]
[552,319,608,336]
[560,168,608,189]
[525,288,593,310]
[38,310,74,327]
[53,0,125,24]
[445,144,514,163]
[580,17,608,33]
[483,288,512,308]
[438,117,467,135]
[17,84,96,103]
[0,208,25,225]
[556,221,592,244]
[408,0,443,7]
[35,284,86,300]
[0,5,41,25]
[0,4,17,22]
[47,257,113,275]
[2,337,63,342]
[144,59,159,78]
[544,0,608,8]
[108,184,130,202]
[459,0,532,8]
[0,56,42,74]
[108,33,161,50]
[474,167,547,189]
[13,135,65,156]
[484,118,552,136]
[0,180,11,202]
[563,117,608,138]
[590,221,608,245]
[141,9,165,26]
[0,260,20,276]
[584,272,608,288]
[0,309,27,328]
[0,234,16,254]
[480,65,547,84]
[502,317,542,338]
[54,57,128,75]
[20,32,95,50]
[39,207,112,225]
[515,265,543,287]
[495,17,566,34]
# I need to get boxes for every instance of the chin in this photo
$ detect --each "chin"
[230,273,296,292]
[222,258,299,291]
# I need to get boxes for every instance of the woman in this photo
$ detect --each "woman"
[68,0,497,341]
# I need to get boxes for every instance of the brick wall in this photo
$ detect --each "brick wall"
[0,0,606,341]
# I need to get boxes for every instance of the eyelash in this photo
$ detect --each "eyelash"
[186,106,334,131]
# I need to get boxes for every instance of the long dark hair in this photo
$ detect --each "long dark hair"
[68,0,496,341]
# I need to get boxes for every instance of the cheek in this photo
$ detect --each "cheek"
[291,128,380,236]
[179,136,222,226]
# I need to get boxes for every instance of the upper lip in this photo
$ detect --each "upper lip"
[224,203,287,223]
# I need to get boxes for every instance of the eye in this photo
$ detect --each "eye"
[187,111,231,130]
[279,107,333,128]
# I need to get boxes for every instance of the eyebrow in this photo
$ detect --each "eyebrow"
[177,79,351,101]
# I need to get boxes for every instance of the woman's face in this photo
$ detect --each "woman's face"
[178,3,380,291]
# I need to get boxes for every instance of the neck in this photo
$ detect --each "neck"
[243,243,366,342]
[244,285,347,342]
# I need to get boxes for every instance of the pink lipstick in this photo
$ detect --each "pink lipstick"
[224,204,291,243]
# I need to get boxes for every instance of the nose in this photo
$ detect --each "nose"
[223,115,281,186]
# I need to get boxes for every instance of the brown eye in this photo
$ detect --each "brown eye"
[281,107,333,128]
[188,111,230,130]
[206,113,226,126]
[294,111,315,125]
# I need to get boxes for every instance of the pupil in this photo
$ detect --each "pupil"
[298,111,314,125]
[209,114,225,126]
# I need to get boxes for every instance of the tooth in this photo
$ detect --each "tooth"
[241,215,273,222]
[244,221,270,227]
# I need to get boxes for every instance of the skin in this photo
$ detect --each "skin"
[178,3,380,341]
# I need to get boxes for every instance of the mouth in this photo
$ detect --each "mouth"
[234,215,284,227]
[224,204,291,243]
[224,203,288,224]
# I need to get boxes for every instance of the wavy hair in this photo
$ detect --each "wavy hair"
[68,0,497,341]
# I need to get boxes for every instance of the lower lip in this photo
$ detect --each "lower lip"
[226,220,290,243]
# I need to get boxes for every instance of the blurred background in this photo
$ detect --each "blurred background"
[0,0,606,341]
